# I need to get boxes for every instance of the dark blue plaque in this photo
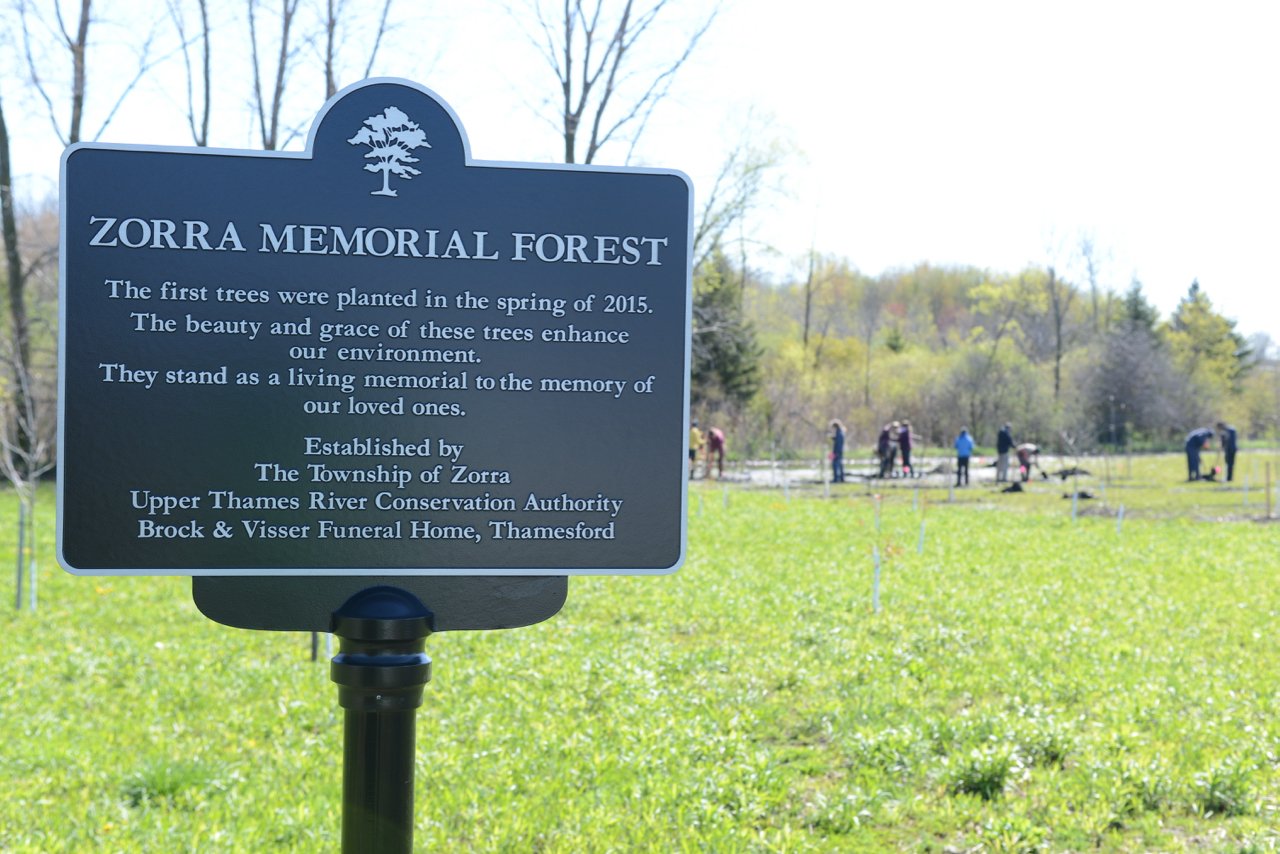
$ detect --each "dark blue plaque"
[58,79,692,576]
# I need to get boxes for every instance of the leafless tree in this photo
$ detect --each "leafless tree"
[1043,266,1077,402]
[0,88,58,487]
[18,0,165,145]
[1077,234,1105,334]
[167,0,212,145]
[692,124,785,272]
[517,0,717,164]
[801,249,817,352]
[0,91,29,424]
[856,279,888,408]
[320,0,394,99]
[0,325,56,611]
[248,0,302,150]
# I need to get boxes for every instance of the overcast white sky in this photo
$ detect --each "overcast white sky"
[7,0,1278,340]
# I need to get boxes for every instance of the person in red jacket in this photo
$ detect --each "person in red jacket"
[705,427,726,480]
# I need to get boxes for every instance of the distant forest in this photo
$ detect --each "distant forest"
[692,252,1278,459]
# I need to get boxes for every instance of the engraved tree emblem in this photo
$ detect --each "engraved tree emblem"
[348,106,430,197]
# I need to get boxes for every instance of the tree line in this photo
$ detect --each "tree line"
[692,251,1278,461]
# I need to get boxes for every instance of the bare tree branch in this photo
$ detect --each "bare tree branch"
[18,1,70,145]
[692,129,782,271]
[87,25,169,142]
[167,0,211,145]
[249,0,302,150]
[324,0,338,98]
[0,330,56,489]
[514,0,717,165]
[320,0,396,99]
[69,0,90,143]
[361,0,395,79]
[19,0,171,145]
[0,85,33,468]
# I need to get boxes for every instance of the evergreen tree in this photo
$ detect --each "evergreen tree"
[1165,280,1251,392]
[691,251,761,409]
[1121,277,1161,334]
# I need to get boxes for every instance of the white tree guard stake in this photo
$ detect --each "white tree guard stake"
[722,486,729,509]
[872,545,881,613]
[912,488,918,511]
[1268,463,1274,519]
[15,502,27,611]
[1071,490,1079,523]
[1116,504,1125,534]
[948,480,955,503]
[918,519,926,555]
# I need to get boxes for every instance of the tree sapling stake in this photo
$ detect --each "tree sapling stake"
[872,545,881,613]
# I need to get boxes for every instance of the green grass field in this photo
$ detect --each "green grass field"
[2,453,1278,852]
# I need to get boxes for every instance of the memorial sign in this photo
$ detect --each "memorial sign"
[58,79,692,577]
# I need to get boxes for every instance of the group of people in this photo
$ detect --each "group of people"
[877,421,915,478]
[689,420,726,479]
[702,416,1243,487]
[827,419,1045,487]
[954,423,1038,487]
[829,419,915,483]
[1184,421,1238,481]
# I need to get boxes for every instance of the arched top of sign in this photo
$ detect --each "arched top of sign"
[308,78,471,192]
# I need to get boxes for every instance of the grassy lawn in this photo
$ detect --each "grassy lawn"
[1,452,1278,852]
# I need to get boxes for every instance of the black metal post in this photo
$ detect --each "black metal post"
[330,587,433,854]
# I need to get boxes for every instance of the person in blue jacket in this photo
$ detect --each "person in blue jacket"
[1184,427,1214,480]
[954,427,974,486]
[1216,421,1238,481]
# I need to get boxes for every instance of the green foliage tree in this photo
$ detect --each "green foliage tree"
[730,253,1279,458]
[1164,280,1251,395]
[1234,341,1279,439]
